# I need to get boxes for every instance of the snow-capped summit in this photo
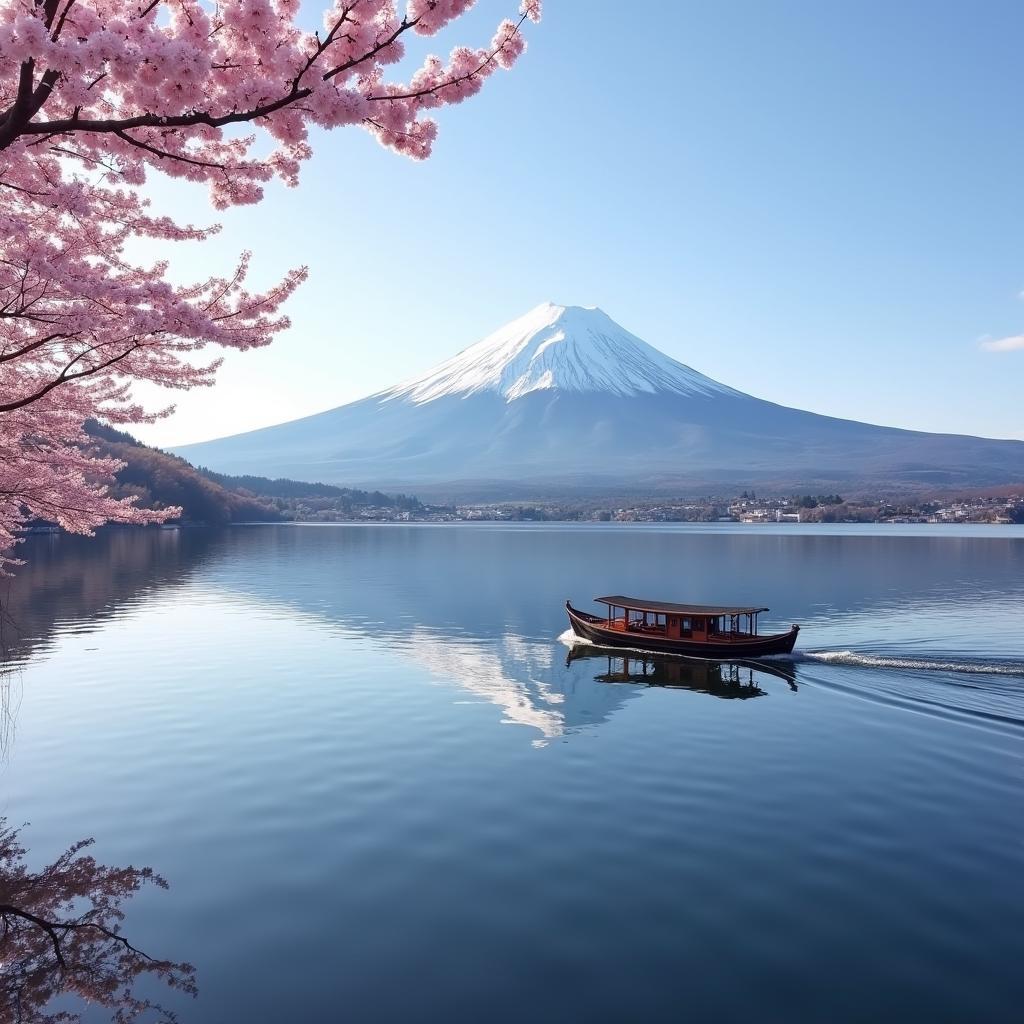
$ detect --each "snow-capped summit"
[383,302,737,404]
[175,301,1024,495]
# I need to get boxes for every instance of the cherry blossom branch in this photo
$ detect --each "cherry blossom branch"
[367,11,529,101]
[0,820,196,1021]
[0,341,143,413]
[0,903,161,966]
[0,0,541,566]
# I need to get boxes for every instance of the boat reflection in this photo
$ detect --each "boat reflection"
[566,644,797,698]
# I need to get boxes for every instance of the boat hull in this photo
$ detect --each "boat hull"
[566,601,799,658]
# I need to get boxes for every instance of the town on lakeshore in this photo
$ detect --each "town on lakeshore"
[288,490,1024,526]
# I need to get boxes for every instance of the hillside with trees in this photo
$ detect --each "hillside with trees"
[196,468,423,519]
[83,422,423,526]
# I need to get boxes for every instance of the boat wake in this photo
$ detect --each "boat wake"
[769,649,1024,734]
[558,628,591,647]
[561,631,1024,729]
[791,650,1024,677]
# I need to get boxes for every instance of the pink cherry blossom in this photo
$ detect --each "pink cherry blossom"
[0,0,540,570]
[0,817,196,1021]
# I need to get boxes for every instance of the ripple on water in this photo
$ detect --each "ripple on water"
[3,526,1024,1023]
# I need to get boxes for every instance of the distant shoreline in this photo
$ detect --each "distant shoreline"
[25,519,1024,539]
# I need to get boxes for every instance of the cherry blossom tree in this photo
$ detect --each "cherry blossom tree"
[0,818,195,1023]
[0,0,541,569]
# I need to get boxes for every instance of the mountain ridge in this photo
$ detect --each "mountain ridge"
[174,304,1024,497]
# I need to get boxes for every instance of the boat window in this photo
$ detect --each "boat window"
[680,617,691,635]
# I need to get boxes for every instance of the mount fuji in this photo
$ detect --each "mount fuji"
[175,303,1024,497]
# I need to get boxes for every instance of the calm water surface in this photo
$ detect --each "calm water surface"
[2,524,1023,1022]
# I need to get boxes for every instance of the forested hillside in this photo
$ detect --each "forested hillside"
[82,422,422,525]
[196,467,423,517]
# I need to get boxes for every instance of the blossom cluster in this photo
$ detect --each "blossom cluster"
[0,818,196,1020]
[0,0,540,568]
[0,0,542,203]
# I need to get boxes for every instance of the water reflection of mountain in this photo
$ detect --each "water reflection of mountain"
[189,528,820,738]
[408,628,644,743]
[3,530,650,743]
[7,523,1021,741]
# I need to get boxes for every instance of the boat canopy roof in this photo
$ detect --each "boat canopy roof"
[595,595,769,616]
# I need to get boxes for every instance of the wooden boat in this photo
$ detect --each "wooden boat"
[565,595,799,658]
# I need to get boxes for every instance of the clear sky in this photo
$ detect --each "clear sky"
[132,0,1024,447]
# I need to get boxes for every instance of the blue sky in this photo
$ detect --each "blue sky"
[134,0,1024,447]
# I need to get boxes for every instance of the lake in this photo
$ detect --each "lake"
[2,523,1023,1022]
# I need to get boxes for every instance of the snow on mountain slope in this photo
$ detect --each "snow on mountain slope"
[383,302,739,403]
[173,301,1024,494]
